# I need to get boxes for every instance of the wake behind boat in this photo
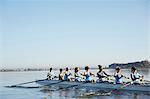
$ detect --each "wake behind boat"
[36,79,150,92]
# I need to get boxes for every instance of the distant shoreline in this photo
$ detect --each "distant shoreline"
[0,67,149,72]
[0,67,100,72]
[1,60,149,72]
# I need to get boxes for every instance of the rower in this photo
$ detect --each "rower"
[59,68,64,80]
[47,68,54,80]
[97,65,110,82]
[83,66,95,82]
[74,67,82,82]
[64,67,72,81]
[130,66,144,84]
[114,66,123,84]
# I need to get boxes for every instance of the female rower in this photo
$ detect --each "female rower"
[47,68,54,80]
[64,67,72,81]
[74,67,83,82]
[130,66,144,84]
[83,66,95,82]
[97,65,110,82]
[59,68,64,80]
[114,66,123,84]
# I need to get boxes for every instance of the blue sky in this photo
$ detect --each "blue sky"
[0,0,149,68]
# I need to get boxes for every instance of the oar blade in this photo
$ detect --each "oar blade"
[5,85,16,88]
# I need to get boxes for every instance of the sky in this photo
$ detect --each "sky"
[0,0,149,69]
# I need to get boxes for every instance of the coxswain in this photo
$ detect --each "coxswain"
[83,66,95,82]
[59,68,64,80]
[130,66,144,84]
[114,66,123,84]
[47,68,54,80]
[97,65,110,82]
[74,67,83,82]
[64,67,72,81]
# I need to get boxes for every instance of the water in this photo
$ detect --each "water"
[0,69,150,99]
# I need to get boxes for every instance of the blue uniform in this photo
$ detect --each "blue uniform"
[84,71,92,82]
[114,72,123,84]
[64,71,71,81]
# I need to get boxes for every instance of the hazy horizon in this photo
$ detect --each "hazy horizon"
[0,60,150,69]
[0,0,149,69]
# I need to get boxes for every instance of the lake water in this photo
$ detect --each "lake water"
[0,69,150,99]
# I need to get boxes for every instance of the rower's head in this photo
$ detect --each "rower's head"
[98,65,102,71]
[115,66,121,73]
[49,68,52,72]
[85,66,89,71]
[66,67,69,71]
[60,68,63,73]
[131,66,137,73]
[75,67,79,73]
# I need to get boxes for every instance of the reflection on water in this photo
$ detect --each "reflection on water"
[40,86,150,99]
[0,69,150,99]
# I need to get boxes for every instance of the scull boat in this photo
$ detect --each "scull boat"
[36,79,150,92]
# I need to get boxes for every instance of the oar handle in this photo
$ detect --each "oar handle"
[123,76,130,79]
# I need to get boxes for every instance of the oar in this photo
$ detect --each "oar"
[5,79,46,88]
[106,76,115,81]
[6,85,42,88]
[6,79,65,88]
[122,76,150,84]
[143,80,150,83]
[43,80,64,87]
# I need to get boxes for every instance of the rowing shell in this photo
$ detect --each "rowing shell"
[36,80,150,92]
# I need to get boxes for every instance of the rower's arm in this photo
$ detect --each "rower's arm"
[138,73,144,78]
[103,71,110,76]
[138,73,144,81]
[97,72,102,78]
[82,72,85,76]
[97,72,99,76]
[80,73,84,76]
[130,74,134,81]
[121,75,130,79]
[90,72,95,76]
